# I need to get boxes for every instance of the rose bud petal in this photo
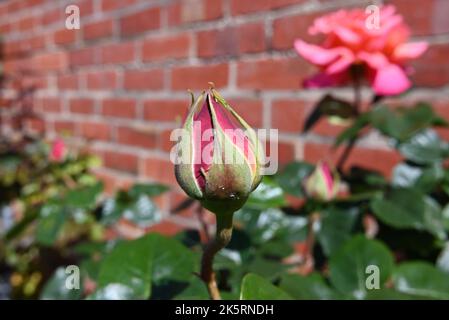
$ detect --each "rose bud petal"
[174,87,264,215]
[303,161,340,201]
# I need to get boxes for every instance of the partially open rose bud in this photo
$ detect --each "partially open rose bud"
[174,86,264,215]
[303,161,340,201]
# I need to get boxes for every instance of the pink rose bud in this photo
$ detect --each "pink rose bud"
[174,86,264,215]
[49,138,66,162]
[303,161,340,201]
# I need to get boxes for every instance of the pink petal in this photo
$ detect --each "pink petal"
[393,42,428,61]
[303,72,349,88]
[294,40,340,66]
[334,26,361,44]
[193,99,214,188]
[372,64,411,96]
[358,51,389,70]
[320,163,334,196]
[325,49,354,74]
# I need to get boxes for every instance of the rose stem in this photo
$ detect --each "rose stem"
[336,67,362,171]
[200,211,234,300]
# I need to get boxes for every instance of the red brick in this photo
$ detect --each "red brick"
[101,0,137,11]
[102,98,137,118]
[103,150,138,174]
[226,99,264,128]
[78,0,94,16]
[143,99,187,122]
[168,0,223,26]
[197,23,265,58]
[23,0,44,8]
[237,58,311,89]
[42,8,62,25]
[53,28,77,46]
[230,0,305,15]
[432,99,449,140]
[304,143,402,177]
[17,15,38,31]
[70,47,97,67]
[272,12,324,50]
[80,121,111,141]
[146,220,185,236]
[265,139,296,164]
[171,63,228,90]
[0,22,12,34]
[37,97,61,113]
[271,99,308,132]
[94,169,135,194]
[120,7,160,36]
[101,42,135,64]
[159,129,177,153]
[278,141,296,164]
[69,98,95,114]
[86,70,118,90]
[25,118,46,133]
[32,51,68,72]
[412,44,449,87]
[57,73,79,89]
[142,33,191,62]
[116,126,158,149]
[84,19,114,41]
[387,0,449,35]
[53,120,76,135]
[123,69,164,91]
[143,157,177,185]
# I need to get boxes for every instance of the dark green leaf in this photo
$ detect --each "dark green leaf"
[437,244,449,273]
[393,262,449,299]
[94,234,196,300]
[279,273,339,299]
[173,277,209,300]
[36,203,66,246]
[246,177,286,209]
[240,273,292,300]
[335,112,371,146]
[370,188,446,239]
[64,182,103,209]
[398,130,449,164]
[304,95,355,133]
[102,195,162,227]
[371,104,436,142]
[128,183,169,198]
[329,235,394,299]
[235,207,308,244]
[274,161,313,197]
[317,207,359,256]
[41,267,83,300]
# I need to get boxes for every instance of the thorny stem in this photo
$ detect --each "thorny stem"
[337,68,362,172]
[200,212,234,300]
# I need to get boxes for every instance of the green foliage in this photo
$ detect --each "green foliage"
[2,100,449,300]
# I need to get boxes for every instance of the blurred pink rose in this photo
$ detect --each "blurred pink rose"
[50,138,66,162]
[295,5,428,95]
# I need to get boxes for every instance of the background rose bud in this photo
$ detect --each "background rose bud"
[303,161,340,201]
[49,138,66,162]
[174,87,264,215]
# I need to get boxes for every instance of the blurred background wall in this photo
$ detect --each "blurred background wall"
[1,0,449,231]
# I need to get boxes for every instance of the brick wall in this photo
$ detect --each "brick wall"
[1,0,449,231]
